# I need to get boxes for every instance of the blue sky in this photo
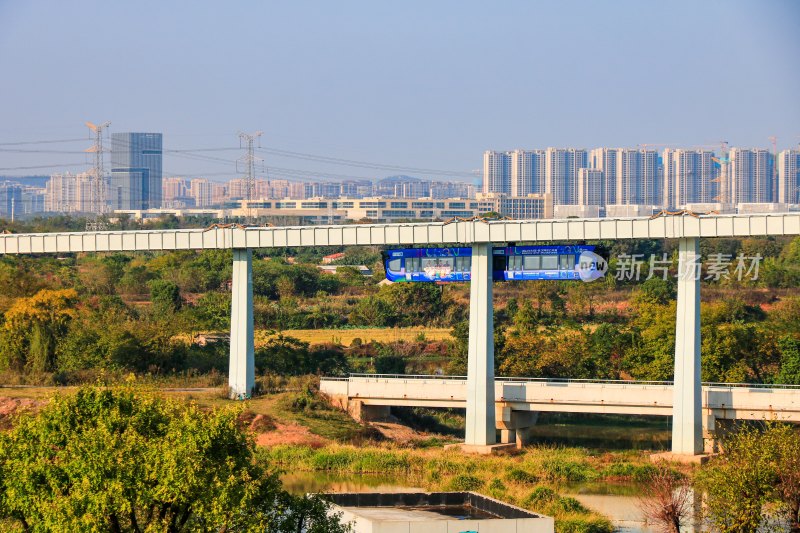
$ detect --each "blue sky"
[0,0,798,182]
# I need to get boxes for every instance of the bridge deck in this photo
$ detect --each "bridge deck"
[2,213,799,254]
[321,375,800,422]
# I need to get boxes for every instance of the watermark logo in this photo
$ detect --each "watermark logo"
[577,250,609,283]
[614,253,762,282]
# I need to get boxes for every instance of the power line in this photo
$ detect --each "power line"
[0,138,86,146]
[0,163,87,171]
[256,146,476,178]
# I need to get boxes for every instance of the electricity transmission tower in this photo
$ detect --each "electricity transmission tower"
[85,121,111,231]
[237,131,263,222]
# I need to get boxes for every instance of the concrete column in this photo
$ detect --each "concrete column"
[672,237,703,455]
[465,243,496,446]
[229,248,255,399]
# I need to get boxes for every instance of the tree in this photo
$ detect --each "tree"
[1,289,78,372]
[695,424,780,533]
[149,280,182,315]
[637,464,693,533]
[0,386,351,532]
[777,337,800,385]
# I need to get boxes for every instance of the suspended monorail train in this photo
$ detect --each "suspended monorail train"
[384,245,604,283]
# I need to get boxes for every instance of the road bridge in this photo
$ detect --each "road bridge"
[2,212,800,458]
[321,375,800,452]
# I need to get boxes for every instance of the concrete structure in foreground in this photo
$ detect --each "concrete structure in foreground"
[321,375,800,452]
[2,213,800,456]
[329,492,554,533]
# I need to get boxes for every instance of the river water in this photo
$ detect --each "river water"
[280,471,706,532]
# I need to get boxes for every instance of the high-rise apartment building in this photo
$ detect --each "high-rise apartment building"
[211,183,227,205]
[45,172,94,212]
[509,149,546,196]
[0,182,23,219]
[577,169,603,207]
[729,148,773,204]
[483,151,511,194]
[777,149,800,204]
[662,149,717,208]
[110,132,163,210]
[190,178,213,208]
[227,178,248,200]
[162,178,188,202]
[545,148,587,205]
[613,149,659,206]
[589,148,617,206]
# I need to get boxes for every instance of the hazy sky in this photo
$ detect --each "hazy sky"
[0,0,798,183]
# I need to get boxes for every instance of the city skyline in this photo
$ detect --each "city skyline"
[0,1,798,179]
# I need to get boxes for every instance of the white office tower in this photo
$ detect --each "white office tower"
[614,149,659,206]
[777,149,800,204]
[577,168,603,206]
[509,149,546,196]
[483,151,511,194]
[729,148,773,204]
[663,149,717,208]
[190,178,213,208]
[545,148,587,205]
[589,148,617,206]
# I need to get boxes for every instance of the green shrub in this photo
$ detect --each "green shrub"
[551,496,588,514]
[506,467,539,484]
[448,474,484,491]
[555,515,615,533]
[525,486,558,506]
[540,459,596,482]
[488,478,506,491]
[601,462,657,482]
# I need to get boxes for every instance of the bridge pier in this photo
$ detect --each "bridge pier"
[229,249,255,399]
[464,243,500,451]
[671,237,703,456]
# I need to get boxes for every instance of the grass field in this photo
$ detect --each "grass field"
[256,327,453,347]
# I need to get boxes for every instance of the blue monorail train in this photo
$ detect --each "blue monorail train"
[384,245,602,282]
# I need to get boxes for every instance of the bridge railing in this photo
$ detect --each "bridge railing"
[332,374,800,390]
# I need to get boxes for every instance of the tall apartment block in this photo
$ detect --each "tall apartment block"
[544,148,587,205]
[509,149,546,196]
[190,178,213,208]
[45,172,94,212]
[662,149,717,208]
[577,169,603,206]
[613,149,659,206]
[777,149,800,204]
[483,151,511,194]
[110,132,163,210]
[589,148,617,206]
[729,148,773,204]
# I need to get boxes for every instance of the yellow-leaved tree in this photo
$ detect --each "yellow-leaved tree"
[1,289,77,373]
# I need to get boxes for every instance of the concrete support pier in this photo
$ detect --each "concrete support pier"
[229,248,255,399]
[463,243,507,453]
[671,237,703,457]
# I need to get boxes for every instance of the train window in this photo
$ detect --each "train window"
[388,258,402,272]
[559,255,573,270]
[523,255,541,270]
[455,255,471,272]
[421,257,454,272]
[541,255,558,270]
[407,257,420,273]
[509,255,523,271]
